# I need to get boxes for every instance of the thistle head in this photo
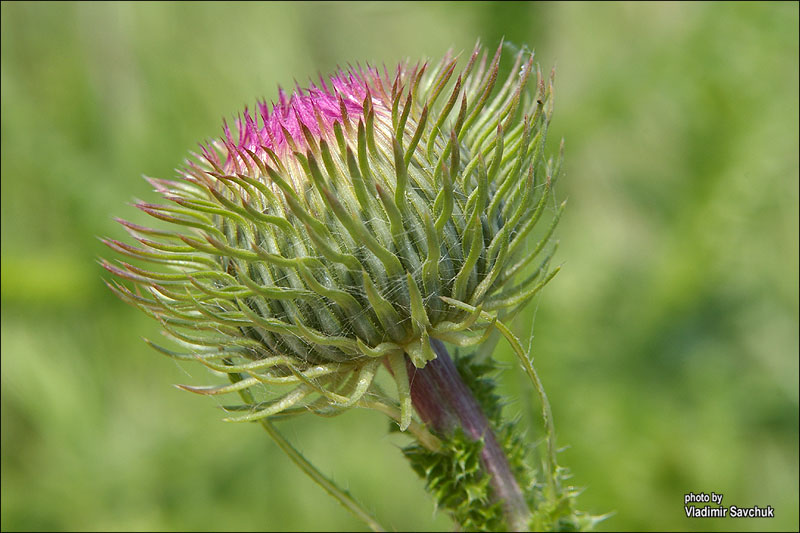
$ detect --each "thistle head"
[102,42,563,429]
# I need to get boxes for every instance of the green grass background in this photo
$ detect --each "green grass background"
[1,1,797,531]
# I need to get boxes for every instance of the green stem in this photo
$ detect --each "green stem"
[491,319,559,493]
[254,418,386,532]
[228,372,385,532]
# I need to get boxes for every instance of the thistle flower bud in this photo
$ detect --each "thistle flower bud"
[102,42,562,431]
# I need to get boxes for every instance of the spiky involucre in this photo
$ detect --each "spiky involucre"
[102,42,563,428]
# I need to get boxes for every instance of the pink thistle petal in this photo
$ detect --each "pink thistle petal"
[213,65,401,176]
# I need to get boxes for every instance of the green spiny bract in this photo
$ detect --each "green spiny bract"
[102,42,563,430]
[404,428,506,531]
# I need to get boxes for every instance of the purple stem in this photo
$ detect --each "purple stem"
[407,338,530,531]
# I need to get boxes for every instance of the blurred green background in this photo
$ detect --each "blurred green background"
[1,1,797,531]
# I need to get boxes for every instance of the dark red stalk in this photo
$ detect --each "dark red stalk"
[407,338,530,531]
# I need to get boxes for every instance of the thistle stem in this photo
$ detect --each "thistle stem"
[228,372,386,532]
[408,339,531,532]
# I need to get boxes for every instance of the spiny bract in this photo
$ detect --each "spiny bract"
[102,42,563,430]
